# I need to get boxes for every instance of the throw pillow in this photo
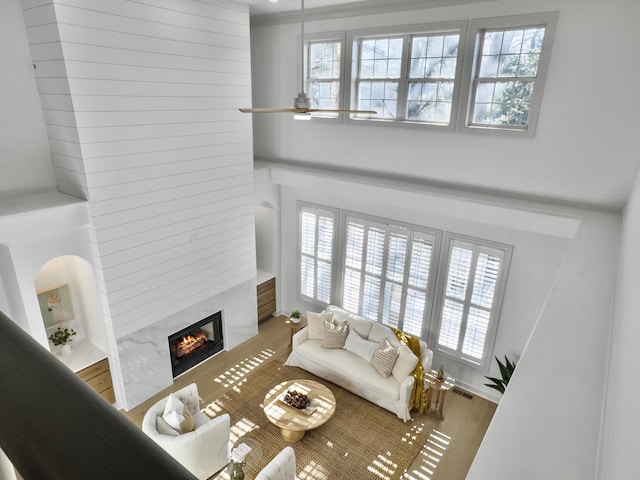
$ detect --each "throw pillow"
[156,415,180,437]
[180,405,195,433]
[307,312,334,340]
[392,343,419,382]
[162,393,187,432]
[322,320,349,349]
[368,323,400,347]
[344,328,379,362]
[371,339,399,377]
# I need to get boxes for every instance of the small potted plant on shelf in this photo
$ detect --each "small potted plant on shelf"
[48,327,77,356]
[290,310,301,324]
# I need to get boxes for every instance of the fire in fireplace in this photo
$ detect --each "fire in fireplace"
[168,311,223,378]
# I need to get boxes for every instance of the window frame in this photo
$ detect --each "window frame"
[336,210,443,338]
[300,31,347,120]
[344,21,468,130]
[296,202,340,309]
[430,233,513,371]
[456,11,559,137]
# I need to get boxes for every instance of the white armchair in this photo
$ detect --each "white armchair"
[141,383,230,480]
[255,447,298,480]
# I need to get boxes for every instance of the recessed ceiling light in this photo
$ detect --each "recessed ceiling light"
[269,0,279,3]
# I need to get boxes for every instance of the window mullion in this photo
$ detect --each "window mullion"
[395,33,411,121]
[379,225,392,324]
[312,214,319,300]
[358,222,370,316]
[396,230,415,332]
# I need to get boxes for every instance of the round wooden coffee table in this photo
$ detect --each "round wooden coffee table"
[263,379,336,442]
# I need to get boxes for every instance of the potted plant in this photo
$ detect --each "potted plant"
[290,310,301,324]
[484,355,516,394]
[48,327,77,356]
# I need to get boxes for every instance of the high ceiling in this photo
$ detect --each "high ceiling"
[242,0,492,17]
[243,0,371,16]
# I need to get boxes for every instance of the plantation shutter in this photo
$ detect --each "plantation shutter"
[299,206,335,304]
[438,238,506,364]
[342,215,436,336]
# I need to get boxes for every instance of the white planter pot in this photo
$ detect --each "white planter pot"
[290,317,301,324]
[60,344,71,356]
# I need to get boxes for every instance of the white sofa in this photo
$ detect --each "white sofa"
[141,383,230,480]
[285,305,433,421]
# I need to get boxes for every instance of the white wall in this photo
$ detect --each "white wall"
[260,162,577,400]
[468,210,619,479]
[0,0,55,193]
[20,0,257,340]
[249,0,640,210]
[598,169,640,478]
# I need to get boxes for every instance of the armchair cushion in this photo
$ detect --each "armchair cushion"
[162,393,194,433]
[142,383,230,480]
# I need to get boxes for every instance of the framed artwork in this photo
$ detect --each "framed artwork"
[37,284,75,329]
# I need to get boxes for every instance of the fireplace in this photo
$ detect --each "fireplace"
[168,311,223,378]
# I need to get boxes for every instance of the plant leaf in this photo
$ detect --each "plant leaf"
[484,378,506,393]
[496,356,511,381]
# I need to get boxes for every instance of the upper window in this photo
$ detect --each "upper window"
[318,13,558,135]
[434,235,512,368]
[307,40,342,112]
[407,33,460,123]
[347,22,467,128]
[303,32,345,119]
[460,12,558,135]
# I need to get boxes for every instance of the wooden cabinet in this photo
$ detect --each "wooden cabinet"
[257,277,276,322]
[77,358,115,404]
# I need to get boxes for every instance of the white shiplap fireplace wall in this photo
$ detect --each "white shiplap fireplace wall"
[21,0,257,410]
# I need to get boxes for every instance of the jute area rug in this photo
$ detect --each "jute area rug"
[203,361,428,479]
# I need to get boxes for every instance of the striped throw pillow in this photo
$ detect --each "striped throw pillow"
[371,339,399,377]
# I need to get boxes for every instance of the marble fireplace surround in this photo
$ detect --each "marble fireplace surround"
[115,278,258,411]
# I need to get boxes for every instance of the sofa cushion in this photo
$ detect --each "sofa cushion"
[392,344,419,382]
[368,323,401,347]
[371,339,399,377]
[344,329,379,362]
[322,320,349,349]
[307,312,333,340]
[295,339,401,400]
[324,305,373,338]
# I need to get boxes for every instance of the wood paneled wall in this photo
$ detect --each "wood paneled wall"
[21,0,256,338]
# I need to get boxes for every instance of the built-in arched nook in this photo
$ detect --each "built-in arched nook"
[34,255,107,355]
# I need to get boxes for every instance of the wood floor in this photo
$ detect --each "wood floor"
[121,315,496,480]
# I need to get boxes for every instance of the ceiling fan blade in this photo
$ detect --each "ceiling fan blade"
[239,107,377,115]
[306,108,377,114]
[239,107,303,113]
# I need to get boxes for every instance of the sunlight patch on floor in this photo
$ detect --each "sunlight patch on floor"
[229,418,259,444]
[402,421,426,447]
[298,460,329,479]
[402,429,452,480]
[213,349,275,389]
[367,453,399,479]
